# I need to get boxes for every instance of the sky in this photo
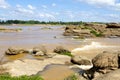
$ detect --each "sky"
[0,0,120,22]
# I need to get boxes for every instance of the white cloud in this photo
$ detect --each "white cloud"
[0,0,10,9]
[42,5,47,8]
[108,14,120,18]
[64,11,75,19]
[52,3,56,7]
[0,17,6,20]
[78,0,120,10]
[79,0,115,6]
[39,13,55,19]
[28,4,36,10]
[15,5,34,14]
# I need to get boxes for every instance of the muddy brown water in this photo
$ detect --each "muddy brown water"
[37,64,75,80]
[0,25,120,60]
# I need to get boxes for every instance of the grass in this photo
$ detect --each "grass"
[84,26,103,37]
[61,52,73,57]
[53,46,73,57]
[64,74,79,80]
[90,30,103,37]
[0,28,6,30]
[0,74,44,80]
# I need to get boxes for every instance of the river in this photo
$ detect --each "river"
[0,25,120,60]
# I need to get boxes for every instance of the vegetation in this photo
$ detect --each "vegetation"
[64,74,79,80]
[53,46,73,57]
[61,52,73,57]
[84,26,103,37]
[0,20,85,25]
[0,74,44,80]
[90,30,103,37]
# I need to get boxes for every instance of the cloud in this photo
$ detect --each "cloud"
[42,5,47,8]
[15,5,34,14]
[52,3,56,7]
[64,11,75,19]
[0,0,10,9]
[78,0,120,10]
[108,14,120,18]
[28,4,36,10]
[38,13,55,19]
[0,17,6,20]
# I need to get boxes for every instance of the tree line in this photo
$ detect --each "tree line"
[0,20,85,25]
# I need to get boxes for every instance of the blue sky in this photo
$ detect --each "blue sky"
[0,0,120,22]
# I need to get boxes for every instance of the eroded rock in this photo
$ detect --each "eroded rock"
[53,46,71,54]
[5,47,29,55]
[92,51,119,73]
[71,56,92,65]
[32,46,47,56]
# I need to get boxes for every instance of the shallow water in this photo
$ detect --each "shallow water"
[37,64,74,80]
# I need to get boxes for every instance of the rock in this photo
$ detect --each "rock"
[106,23,120,28]
[5,47,28,55]
[63,25,81,36]
[34,51,45,56]
[92,51,119,73]
[94,69,120,80]
[32,46,47,56]
[53,46,71,54]
[71,56,92,65]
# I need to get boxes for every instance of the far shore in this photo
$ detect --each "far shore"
[0,24,66,27]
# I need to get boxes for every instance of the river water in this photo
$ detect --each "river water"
[0,25,120,60]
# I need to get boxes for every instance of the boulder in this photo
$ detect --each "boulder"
[94,69,120,80]
[32,46,47,56]
[5,47,28,55]
[92,51,119,73]
[71,56,92,65]
[53,46,71,54]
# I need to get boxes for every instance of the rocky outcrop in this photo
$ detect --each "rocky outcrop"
[84,23,107,32]
[63,25,93,38]
[63,23,120,38]
[92,51,119,73]
[106,23,120,28]
[5,47,29,55]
